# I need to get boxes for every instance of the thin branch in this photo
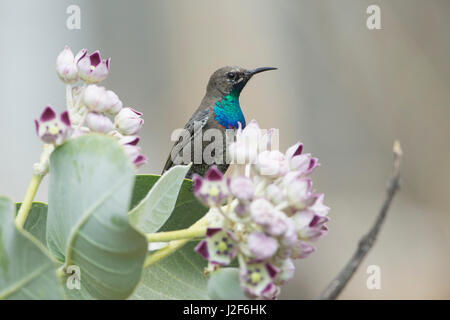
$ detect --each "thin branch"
[319,141,403,300]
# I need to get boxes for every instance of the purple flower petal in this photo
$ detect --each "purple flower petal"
[194,240,209,260]
[75,49,87,63]
[130,108,143,116]
[265,263,279,279]
[291,241,316,259]
[205,166,223,181]
[293,144,303,156]
[120,135,140,146]
[89,50,101,67]
[133,154,147,167]
[40,106,56,122]
[205,227,222,237]
[192,175,203,193]
[60,111,71,126]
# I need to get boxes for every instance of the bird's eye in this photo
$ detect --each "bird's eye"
[226,72,236,80]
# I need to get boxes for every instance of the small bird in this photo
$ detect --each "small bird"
[162,66,277,178]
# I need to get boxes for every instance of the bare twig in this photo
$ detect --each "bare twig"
[319,141,403,300]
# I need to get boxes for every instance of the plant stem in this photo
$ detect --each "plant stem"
[144,216,209,268]
[56,266,65,279]
[15,174,43,229]
[144,238,190,268]
[66,84,73,109]
[146,226,206,242]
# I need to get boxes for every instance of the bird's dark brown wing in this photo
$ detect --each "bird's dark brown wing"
[161,108,210,174]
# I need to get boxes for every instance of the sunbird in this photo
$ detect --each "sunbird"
[162,66,277,178]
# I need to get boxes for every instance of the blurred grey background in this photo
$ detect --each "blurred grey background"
[0,0,449,299]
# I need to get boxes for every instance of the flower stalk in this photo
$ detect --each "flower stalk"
[15,174,44,228]
[144,216,209,268]
[146,226,207,242]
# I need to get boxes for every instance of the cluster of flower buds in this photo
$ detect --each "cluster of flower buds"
[34,46,146,169]
[193,120,329,299]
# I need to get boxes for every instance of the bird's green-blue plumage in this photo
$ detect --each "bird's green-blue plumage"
[213,90,246,129]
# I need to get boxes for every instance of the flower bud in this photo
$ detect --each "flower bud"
[85,112,114,133]
[122,144,147,167]
[119,135,140,146]
[83,85,123,114]
[83,85,107,112]
[265,184,285,205]
[114,108,144,135]
[247,232,279,260]
[228,120,261,164]
[71,126,90,139]
[292,211,328,241]
[83,84,122,115]
[230,176,254,200]
[250,198,276,225]
[291,241,315,259]
[123,144,141,161]
[256,150,289,178]
[133,154,147,167]
[273,258,295,285]
[309,193,330,217]
[285,142,303,160]
[56,46,79,84]
[286,178,312,209]
[102,90,123,115]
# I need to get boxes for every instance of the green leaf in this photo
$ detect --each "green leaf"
[129,164,191,234]
[46,134,148,299]
[0,196,63,299]
[130,179,210,300]
[129,175,159,210]
[207,268,248,300]
[16,202,48,246]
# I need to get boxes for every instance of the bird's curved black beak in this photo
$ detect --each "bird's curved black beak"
[247,67,278,77]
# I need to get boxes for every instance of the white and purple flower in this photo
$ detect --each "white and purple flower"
[240,262,279,299]
[195,228,237,266]
[34,106,71,145]
[193,166,229,207]
[77,50,110,83]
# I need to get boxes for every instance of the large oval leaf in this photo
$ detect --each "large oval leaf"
[207,268,248,300]
[0,196,63,299]
[16,202,48,246]
[130,178,210,299]
[129,164,191,234]
[46,134,147,299]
